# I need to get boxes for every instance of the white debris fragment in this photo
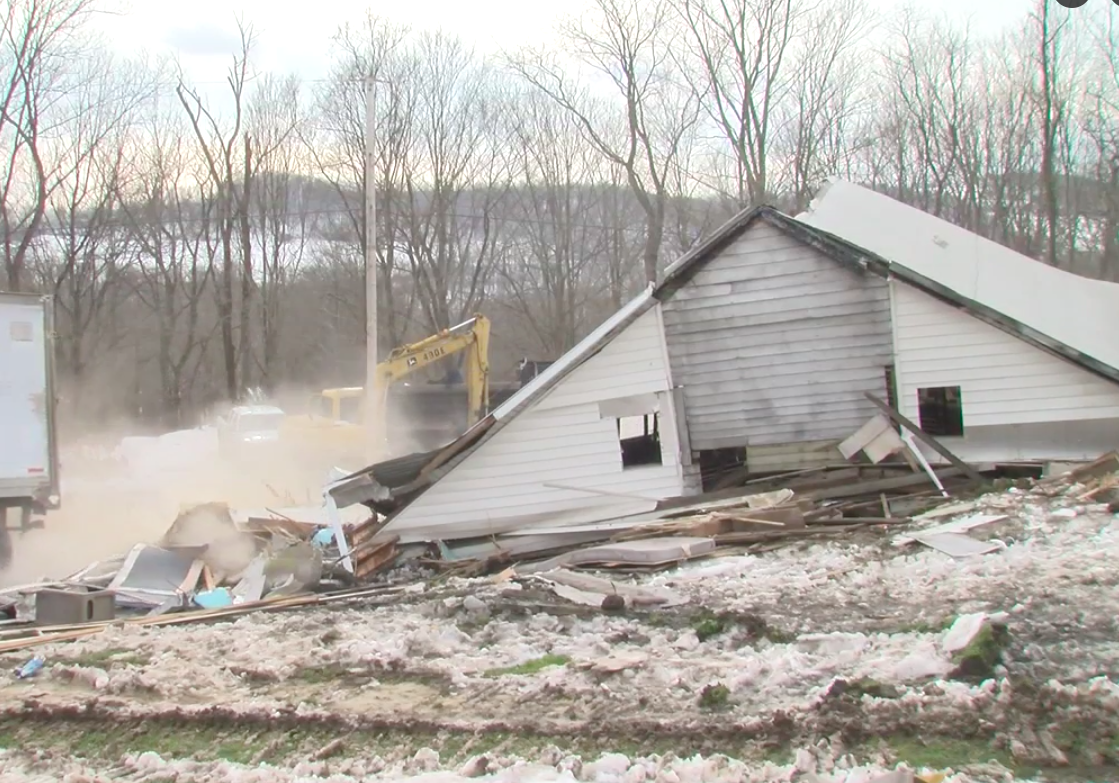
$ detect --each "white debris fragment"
[942,613,989,655]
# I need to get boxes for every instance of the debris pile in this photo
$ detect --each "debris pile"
[3,450,1118,668]
[0,500,381,653]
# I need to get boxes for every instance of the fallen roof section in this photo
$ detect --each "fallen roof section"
[797,178,1119,375]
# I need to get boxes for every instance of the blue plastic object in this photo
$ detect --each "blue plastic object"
[16,655,44,679]
[193,588,234,609]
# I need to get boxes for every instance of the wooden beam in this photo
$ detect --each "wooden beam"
[864,392,984,483]
[805,466,966,501]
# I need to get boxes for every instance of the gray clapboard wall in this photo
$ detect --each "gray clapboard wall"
[661,221,893,453]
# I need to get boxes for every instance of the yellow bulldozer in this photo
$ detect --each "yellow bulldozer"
[283,315,494,469]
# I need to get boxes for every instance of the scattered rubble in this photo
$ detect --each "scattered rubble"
[0,451,1117,781]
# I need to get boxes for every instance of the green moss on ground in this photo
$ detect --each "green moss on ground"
[484,653,570,678]
[698,682,731,710]
[881,735,1017,771]
[949,623,1010,682]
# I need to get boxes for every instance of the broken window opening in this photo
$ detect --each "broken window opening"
[917,386,964,437]
[617,413,662,468]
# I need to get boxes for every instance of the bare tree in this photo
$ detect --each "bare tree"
[673,0,804,206]
[773,0,873,210]
[309,15,418,351]
[499,89,610,354]
[117,106,217,425]
[1083,8,1119,280]
[0,0,99,290]
[509,0,701,283]
[247,73,304,387]
[176,20,256,400]
[403,31,512,332]
[1031,0,1071,267]
[34,54,157,412]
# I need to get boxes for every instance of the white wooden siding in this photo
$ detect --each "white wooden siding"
[382,306,684,543]
[891,281,1119,428]
[746,440,846,472]
[536,305,669,410]
[661,221,894,453]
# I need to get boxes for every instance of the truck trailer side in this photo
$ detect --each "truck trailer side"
[0,292,60,551]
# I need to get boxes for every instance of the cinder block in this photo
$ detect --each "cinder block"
[35,588,115,626]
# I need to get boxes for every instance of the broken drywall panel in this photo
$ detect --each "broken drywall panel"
[532,568,689,607]
[520,536,717,573]
[912,532,1004,558]
[894,513,1009,546]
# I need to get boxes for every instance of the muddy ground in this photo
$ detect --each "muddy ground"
[0,481,1117,782]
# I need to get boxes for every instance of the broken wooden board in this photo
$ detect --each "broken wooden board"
[806,467,967,501]
[352,536,399,580]
[864,392,984,483]
[839,414,907,464]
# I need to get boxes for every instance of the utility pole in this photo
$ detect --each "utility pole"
[363,75,379,463]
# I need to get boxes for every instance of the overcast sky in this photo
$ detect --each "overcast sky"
[99,0,1036,89]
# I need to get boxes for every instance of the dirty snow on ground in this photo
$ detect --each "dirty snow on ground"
[0,743,1025,783]
[1,485,1117,781]
[9,490,1118,711]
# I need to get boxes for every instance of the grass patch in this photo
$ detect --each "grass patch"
[697,682,731,711]
[0,718,313,765]
[825,677,900,700]
[692,611,730,642]
[294,663,354,684]
[880,735,1019,774]
[55,648,152,668]
[690,610,794,646]
[895,617,953,635]
[484,654,570,678]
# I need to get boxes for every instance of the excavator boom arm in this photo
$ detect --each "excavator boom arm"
[371,315,491,426]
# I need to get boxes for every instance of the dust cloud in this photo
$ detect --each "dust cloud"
[0,381,445,589]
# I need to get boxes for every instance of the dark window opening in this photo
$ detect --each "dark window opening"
[698,447,747,492]
[618,413,662,468]
[917,386,964,437]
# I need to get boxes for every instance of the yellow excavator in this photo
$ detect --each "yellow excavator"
[287,315,492,467]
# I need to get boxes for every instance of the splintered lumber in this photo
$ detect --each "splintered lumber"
[1039,451,1119,487]
[806,467,966,501]
[864,392,984,483]
[352,536,399,580]
[810,516,911,526]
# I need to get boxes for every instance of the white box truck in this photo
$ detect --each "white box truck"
[0,292,60,545]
